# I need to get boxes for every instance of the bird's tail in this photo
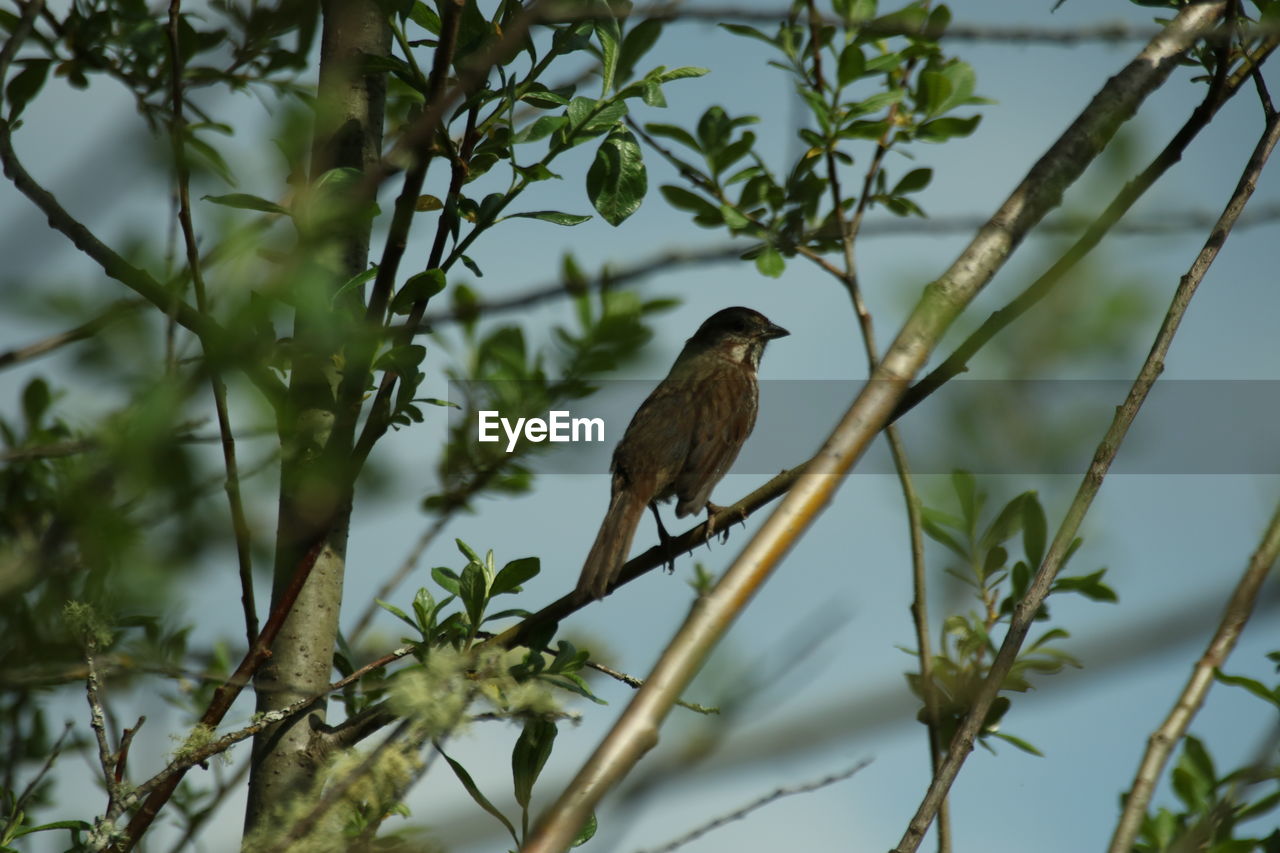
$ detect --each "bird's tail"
[576,489,647,600]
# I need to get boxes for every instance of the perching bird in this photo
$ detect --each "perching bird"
[576,306,789,600]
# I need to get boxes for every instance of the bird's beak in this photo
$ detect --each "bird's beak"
[762,322,790,340]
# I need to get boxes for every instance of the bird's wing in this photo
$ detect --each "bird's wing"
[610,379,695,489]
[672,375,757,516]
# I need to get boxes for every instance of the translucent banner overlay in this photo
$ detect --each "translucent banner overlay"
[445,380,1280,475]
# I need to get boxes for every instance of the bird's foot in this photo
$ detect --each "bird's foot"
[705,502,747,543]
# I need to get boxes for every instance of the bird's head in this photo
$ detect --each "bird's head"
[687,306,789,368]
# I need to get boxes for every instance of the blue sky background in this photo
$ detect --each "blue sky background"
[2,0,1279,850]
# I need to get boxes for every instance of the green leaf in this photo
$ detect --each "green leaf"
[656,66,710,82]
[374,344,427,374]
[509,210,592,226]
[617,18,663,83]
[5,59,50,121]
[920,506,967,558]
[456,539,482,565]
[492,557,540,596]
[512,718,557,808]
[719,204,750,230]
[1022,493,1047,568]
[21,377,51,427]
[952,470,978,529]
[837,44,865,87]
[587,125,647,226]
[980,493,1026,551]
[331,265,379,305]
[520,84,572,108]
[376,598,418,630]
[202,193,287,214]
[1052,569,1117,603]
[513,114,568,144]
[459,560,488,629]
[989,731,1043,757]
[572,813,598,847]
[718,22,777,46]
[645,121,701,152]
[659,185,721,225]
[754,246,785,278]
[915,114,982,143]
[892,167,932,195]
[1215,669,1280,708]
[593,0,622,94]
[431,566,461,596]
[408,1,441,33]
[411,587,436,632]
[389,269,446,314]
[439,744,519,845]
[641,80,666,107]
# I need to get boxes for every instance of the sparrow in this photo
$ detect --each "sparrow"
[575,306,789,600]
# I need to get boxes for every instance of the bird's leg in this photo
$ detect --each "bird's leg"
[704,502,747,543]
[649,503,677,573]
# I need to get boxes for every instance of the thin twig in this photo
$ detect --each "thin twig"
[0,300,143,371]
[636,760,873,853]
[894,52,1280,853]
[165,0,258,650]
[83,634,123,812]
[1106,501,1280,853]
[113,717,145,786]
[126,643,415,804]
[348,513,452,643]
[0,0,46,84]
[13,720,75,814]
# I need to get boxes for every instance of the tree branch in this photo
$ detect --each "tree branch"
[0,121,288,411]
[895,39,1280,852]
[1106,501,1280,853]
[895,33,1275,420]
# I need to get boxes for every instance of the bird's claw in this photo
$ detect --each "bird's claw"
[705,502,746,543]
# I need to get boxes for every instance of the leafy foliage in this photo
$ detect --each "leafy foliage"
[907,472,1116,755]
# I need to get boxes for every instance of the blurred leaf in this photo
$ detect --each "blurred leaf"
[509,210,592,226]
[202,193,287,214]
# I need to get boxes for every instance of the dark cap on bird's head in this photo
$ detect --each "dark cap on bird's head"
[692,306,789,343]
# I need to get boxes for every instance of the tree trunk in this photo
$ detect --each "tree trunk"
[243,0,389,840]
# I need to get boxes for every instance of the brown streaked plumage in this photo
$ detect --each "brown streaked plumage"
[576,307,789,600]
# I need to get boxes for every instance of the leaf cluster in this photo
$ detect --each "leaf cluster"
[907,472,1117,756]
[650,1,987,277]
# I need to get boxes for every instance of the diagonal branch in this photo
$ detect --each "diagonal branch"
[894,49,1280,853]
